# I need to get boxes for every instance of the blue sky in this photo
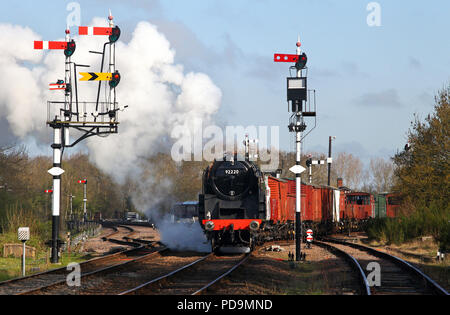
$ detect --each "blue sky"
[1,0,449,163]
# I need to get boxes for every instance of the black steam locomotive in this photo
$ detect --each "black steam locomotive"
[198,154,266,252]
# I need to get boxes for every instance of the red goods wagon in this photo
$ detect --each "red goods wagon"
[279,181,289,223]
[267,177,281,223]
[320,187,333,222]
[386,193,402,218]
[302,185,309,221]
[286,180,296,221]
[344,193,374,219]
[270,198,279,223]
[311,185,323,221]
[301,184,314,221]
[339,191,346,220]
[287,180,312,222]
[267,176,291,223]
[287,195,296,221]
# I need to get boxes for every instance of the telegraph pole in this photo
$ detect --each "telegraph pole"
[274,37,317,261]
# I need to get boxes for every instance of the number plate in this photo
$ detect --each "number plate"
[225,170,240,175]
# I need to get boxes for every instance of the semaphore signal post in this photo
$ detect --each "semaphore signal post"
[274,37,317,261]
[34,12,128,263]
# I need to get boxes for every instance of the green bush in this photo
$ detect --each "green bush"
[366,202,450,250]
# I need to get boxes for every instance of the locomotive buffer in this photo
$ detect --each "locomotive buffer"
[274,37,317,261]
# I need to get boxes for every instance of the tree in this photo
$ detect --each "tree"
[393,85,449,209]
[333,152,366,191]
[369,157,395,193]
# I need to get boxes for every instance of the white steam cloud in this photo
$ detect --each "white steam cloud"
[86,20,222,180]
[157,216,211,253]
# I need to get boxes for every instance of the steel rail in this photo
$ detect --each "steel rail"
[315,240,371,295]
[118,253,213,295]
[0,225,124,286]
[323,238,449,296]
[0,225,149,294]
[122,237,155,245]
[192,253,251,295]
[18,246,168,295]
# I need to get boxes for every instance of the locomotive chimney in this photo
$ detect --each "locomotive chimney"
[337,178,343,188]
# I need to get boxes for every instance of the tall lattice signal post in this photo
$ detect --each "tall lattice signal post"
[274,37,317,261]
[34,13,128,263]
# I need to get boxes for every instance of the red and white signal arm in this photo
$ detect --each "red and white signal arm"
[78,180,87,184]
[34,41,67,50]
[78,26,113,36]
[49,83,66,91]
[274,54,300,63]
[306,229,313,235]
[306,235,314,242]
[45,189,53,193]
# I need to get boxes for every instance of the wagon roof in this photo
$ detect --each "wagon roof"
[346,192,372,196]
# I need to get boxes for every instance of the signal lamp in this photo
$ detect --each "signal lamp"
[109,26,121,43]
[306,158,312,168]
[64,40,76,57]
[295,52,308,70]
[109,71,121,88]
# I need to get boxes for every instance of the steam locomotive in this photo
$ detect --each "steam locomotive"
[198,154,291,252]
[198,154,401,252]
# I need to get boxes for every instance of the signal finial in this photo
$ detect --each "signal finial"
[296,34,302,55]
[108,9,114,27]
[65,25,71,42]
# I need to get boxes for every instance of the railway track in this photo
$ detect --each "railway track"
[10,235,270,295]
[318,238,449,295]
[120,252,250,295]
[0,225,155,295]
[21,245,168,295]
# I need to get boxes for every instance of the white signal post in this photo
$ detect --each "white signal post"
[307,157,330,184]
[327,136,336,186]
[109,11,115,116]
[68,193,74,220]
[48,138,65,263]
[78,179,88,222]
[295,37,303,262]
[64,28,71,147]
[36,13,126,263]
[18,227,30,277]
[275,36,316,262]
